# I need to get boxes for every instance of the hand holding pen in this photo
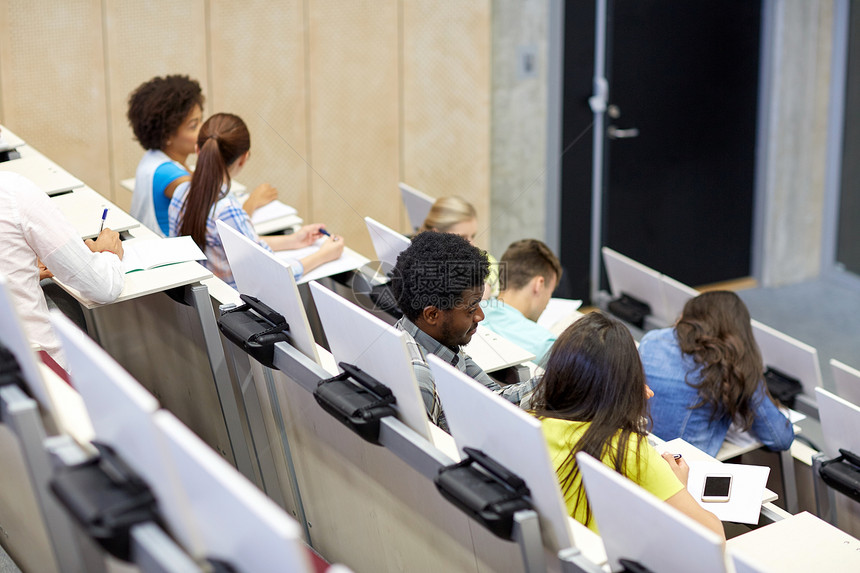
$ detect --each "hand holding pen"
[318,228,339,241]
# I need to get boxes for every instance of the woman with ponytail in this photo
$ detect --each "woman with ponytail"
[532,312,724,538]
[128,75,276,236]
[639,291,794,456]
[168,113,344,288]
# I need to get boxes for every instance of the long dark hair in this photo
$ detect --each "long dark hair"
[675,290,775,428]
[178,113,250,248]
[531,312,650,527]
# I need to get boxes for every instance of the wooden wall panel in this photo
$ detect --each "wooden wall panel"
[307,0,400,257]
[208,0,309,217]
[402,0,492,250]
[102,1,208,209]
[0,0,111,198]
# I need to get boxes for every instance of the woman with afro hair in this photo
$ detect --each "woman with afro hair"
[127,75,276,235]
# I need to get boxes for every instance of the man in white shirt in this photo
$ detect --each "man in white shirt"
[0,170,124,368]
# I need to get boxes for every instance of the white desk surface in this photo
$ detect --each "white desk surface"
[55,226,212,309]
[728,511,860,572]
[0,148,84,195]
[716,439,765,462]
[0,124,26,151]
[294,246,368,284]
[120,177,302,235]
[463,324,535,373]
[50,185,140,239]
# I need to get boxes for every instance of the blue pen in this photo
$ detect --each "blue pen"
[318,228,339,241]
[99,208,108,233]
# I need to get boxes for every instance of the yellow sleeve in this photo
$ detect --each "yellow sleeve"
[629,441,685,502]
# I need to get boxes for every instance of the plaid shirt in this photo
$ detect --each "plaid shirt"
[169,183,302,288]
[395,317,539,432]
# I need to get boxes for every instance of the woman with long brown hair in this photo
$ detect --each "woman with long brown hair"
[533,312,724,537]
[639,291,794,457]
[168,113,344,288]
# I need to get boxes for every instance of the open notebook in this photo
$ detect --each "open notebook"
[122,236,207,274]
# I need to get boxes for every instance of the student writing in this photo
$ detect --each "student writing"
[168,113,344,288]
[531,312,725,538]
[0,171,124,368]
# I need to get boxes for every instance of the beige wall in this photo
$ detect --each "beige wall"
[0,0,492,257]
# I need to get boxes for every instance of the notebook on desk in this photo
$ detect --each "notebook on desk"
[658,437,777,510]
[122,236,207,274]
[462,325,535,373]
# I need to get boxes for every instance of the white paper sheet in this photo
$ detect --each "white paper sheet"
[250,200,298,224]
[687,461,770,524]
[275,238,366,284]
[536,298,584,335]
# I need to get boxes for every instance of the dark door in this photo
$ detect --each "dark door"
[836,1,860,276]
[559,0,761,302]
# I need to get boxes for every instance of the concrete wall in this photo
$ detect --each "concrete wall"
[488,0,549,258]
[759,0,835,286]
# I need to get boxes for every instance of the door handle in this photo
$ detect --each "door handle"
[607,126,640,139]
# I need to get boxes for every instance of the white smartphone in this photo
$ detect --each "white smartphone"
[701,474,732,503]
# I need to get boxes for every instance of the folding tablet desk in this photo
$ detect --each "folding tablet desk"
[0,124,26,152]
[728,512,860,572]
[49,185,139,239]
[0,150,84,195]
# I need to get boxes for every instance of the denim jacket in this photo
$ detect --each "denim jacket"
[639,328,794,457]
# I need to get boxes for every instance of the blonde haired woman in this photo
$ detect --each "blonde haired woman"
[421,196,499,297]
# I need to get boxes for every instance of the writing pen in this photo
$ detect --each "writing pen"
[99,208,108,233]
[319,228,339,241]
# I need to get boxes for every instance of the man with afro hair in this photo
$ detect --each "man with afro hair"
[390,231,538,431]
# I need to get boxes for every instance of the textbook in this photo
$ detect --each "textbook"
[121,236,207,274]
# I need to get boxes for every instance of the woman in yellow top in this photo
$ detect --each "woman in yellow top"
[531,312,725,539]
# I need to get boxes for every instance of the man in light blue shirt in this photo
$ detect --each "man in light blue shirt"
[480,239,562,364]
